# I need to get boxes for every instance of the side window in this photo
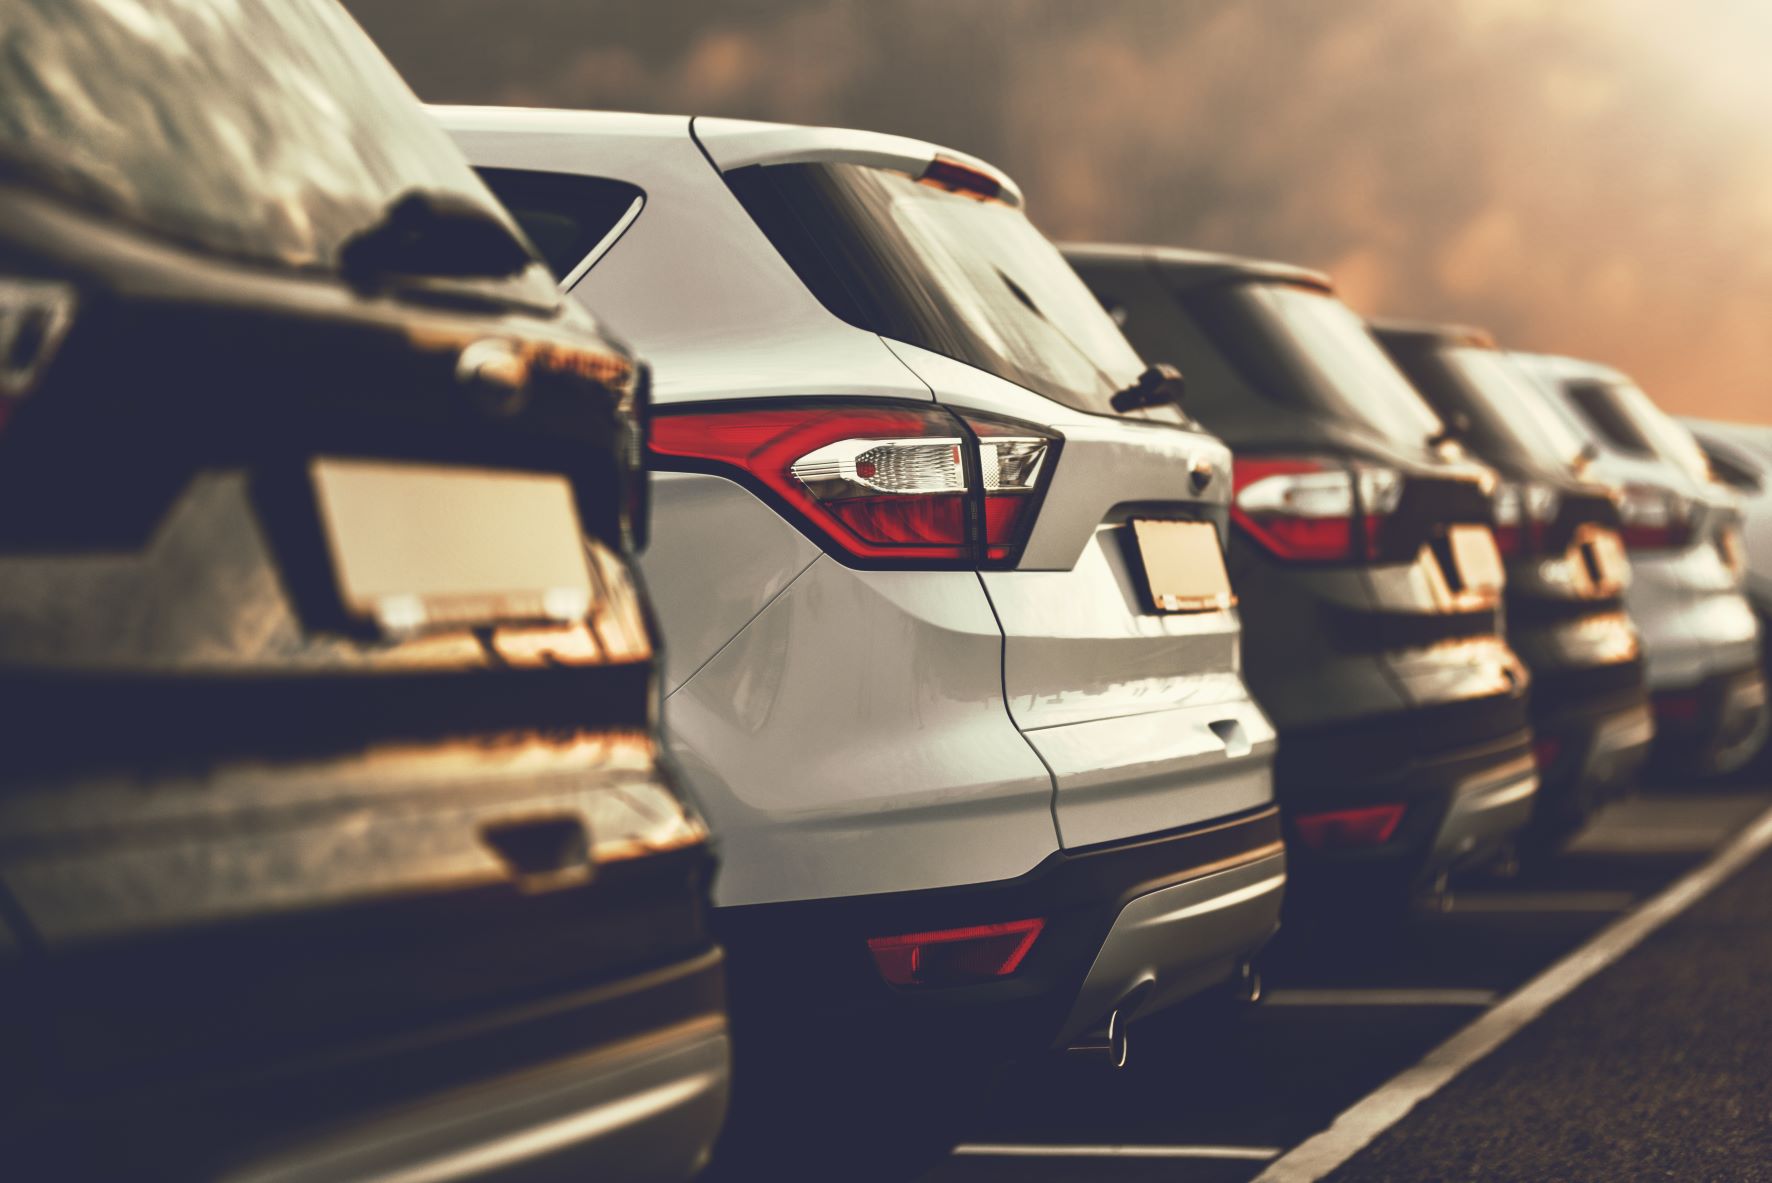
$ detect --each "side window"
[1567,381,1654,456]
[1701,442,1763,492]
[475,169,644,283]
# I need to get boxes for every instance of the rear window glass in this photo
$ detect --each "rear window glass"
[727,161,1146,415]
[1189,283,1443,448]
[1390,344,1589,472]
[476,168,644,282]
[1570,380,1713,482]
[0,0,517,272]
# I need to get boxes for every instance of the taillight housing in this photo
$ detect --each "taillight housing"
[648,400,1057,567]
[1491,481,1560,558]
[1230,456,1402,563]
[1617,484,1694,552]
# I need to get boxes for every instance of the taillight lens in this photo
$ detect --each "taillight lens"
[1293,803,1407,850]
[867,917,1045,987]
[1617,484,1693,552]
[648,400,1056,566]
[1231,456,1401,562]
[1491,481,1560,558]
[968,411,1056,561]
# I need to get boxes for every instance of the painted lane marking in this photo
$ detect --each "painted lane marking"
[1444,890,1636,914]
[1251,800,1772,1183]
[954,1143,1281,1161]
[1263,988,1497,1008]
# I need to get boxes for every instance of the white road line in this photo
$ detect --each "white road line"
[1566,827,1734,854]
[1251,800,1772,1183]
[1445,890,1636,914]
[954,1143,1281,1161]
[1263,988,1497,1008]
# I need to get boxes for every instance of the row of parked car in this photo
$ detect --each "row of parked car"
[2,2,1765,1180]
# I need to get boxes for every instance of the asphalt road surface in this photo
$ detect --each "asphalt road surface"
[921,784,1772,1183]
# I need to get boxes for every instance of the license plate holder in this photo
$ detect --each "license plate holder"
[310,458,594,636]
[1130,519,1235,613]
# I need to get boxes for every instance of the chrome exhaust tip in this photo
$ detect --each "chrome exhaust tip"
[1235,960,1263,1005]
[1066,1006,1130,1069]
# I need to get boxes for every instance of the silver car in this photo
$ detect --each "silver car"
[440,107,1285,1162]
[1513,353,1766,776]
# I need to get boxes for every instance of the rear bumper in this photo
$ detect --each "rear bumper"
[221,1011,730,1183]
[1279,715,1539,892]
[1530,682,1654,838]
[714,807,1283,1069]
[5,943,731,1183]
[1651,664,1769,777]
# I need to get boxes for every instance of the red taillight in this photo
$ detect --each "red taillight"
[1617,484,1694,552]
[648,401,1056,566]
[1293,803,1407,850]
[867,917,1045,987]
[1230,457,1401,563]
[1653,690,1702,724]
[919,156,1006,203]
[1491,481,1560,558]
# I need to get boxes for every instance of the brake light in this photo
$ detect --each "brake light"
[1533,735,1564,771]
[1293,803,1407,850]
[648,401,1057,566]
[867,917,1045,987]
[1491,481,1560,558]
[1653,690,1701,724]
[1231,457,1401,562]
[1617,484,1693,552]
[919,156,1006,203]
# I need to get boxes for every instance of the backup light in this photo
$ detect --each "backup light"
[1293,803,1407,850]
[867,918,1045,987]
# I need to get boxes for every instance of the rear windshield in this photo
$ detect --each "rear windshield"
[1393,345,1589,472]
[1570,380,1713,483]
[1190,283,1443,448]
[728,161,1146,415]
[0,0,520,272]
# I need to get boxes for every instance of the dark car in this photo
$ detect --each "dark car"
[1372,321,1652,852]
[0,2,726,1179]
[1067,246,1537,908]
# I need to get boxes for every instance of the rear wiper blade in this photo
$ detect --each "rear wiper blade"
[1110,364,1187,414]
[339,189,535,284]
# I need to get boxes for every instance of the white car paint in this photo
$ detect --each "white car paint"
[1512,353,1760,691]
[1684,418,1772,615]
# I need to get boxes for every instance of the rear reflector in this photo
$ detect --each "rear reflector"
[649,400,1056,566]
[867,917,1045,987]
[1292,804,1407,850]
[1653,691,1702,724]
[1533,735,1564,771]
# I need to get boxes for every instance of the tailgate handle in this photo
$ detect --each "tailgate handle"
[480,815,594,893]
[1209,719,1252,758]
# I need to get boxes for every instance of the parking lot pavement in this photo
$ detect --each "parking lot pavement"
[919,785,1772,1183]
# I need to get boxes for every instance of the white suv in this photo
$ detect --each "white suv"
[441,106,1285,1166]
[1514,353,1767,776]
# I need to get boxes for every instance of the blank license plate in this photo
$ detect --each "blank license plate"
[311,458,594,634]
[1447,524,1504,595]
[1132,519,1234,613]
